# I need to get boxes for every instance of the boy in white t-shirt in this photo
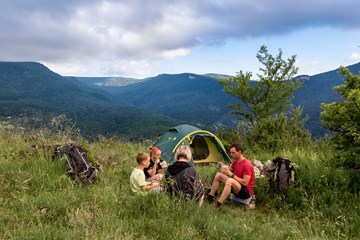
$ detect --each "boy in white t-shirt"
[130,152,161,195]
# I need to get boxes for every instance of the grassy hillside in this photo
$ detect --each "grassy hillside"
[0,62,182,140]
[1,124,359,239]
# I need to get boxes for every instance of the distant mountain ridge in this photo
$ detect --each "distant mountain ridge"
[90,62,360,137]
[293,62,360,136]
[100,73,237,128]
[72,76,147,87]
[73,73,234,88]
[1,61,360,139]
[0,62,182,139]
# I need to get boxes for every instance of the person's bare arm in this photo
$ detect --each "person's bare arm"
[233,174,250,186]
[147,160,159,177]
[140,182,160,191]
[147,166,157,177]
[223,168,250,186]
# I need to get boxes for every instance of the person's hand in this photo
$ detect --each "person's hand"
[222,167,231,176]
[220,164,228,172]
[152,182,160,188]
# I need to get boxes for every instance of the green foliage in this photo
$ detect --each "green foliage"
[3,61,360,140]
[320,66,360,192]
[217,109,311,154]
[216,122,250,150]
[218,46,309,152]
[1,123,360,239]
[219,45,302,125]
[248,107,311,152]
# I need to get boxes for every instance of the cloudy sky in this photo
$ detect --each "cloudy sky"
[1,0,360,78]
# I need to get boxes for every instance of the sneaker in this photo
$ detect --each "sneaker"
[247,201,256,209]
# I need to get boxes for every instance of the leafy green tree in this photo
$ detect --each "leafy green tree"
[219,45,302,125]
[219,46,309,151]
[248,107,310,152]
[320,66,360,172]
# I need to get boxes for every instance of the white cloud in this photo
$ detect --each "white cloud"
[157,48,191,59]
[348,52,360,61]
[296,60,321,76]
[1,0,360,77]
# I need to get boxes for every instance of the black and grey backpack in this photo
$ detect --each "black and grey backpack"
[53,143,100,184]
[264,157,298,192]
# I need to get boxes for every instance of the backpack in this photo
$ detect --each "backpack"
[53,143,100,184]
[264,157,298,192]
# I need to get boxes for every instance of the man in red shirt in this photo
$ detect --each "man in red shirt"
[207,143,255,207]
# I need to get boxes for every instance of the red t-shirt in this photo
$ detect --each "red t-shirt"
[231,158,255,196]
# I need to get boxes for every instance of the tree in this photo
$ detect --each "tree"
[320,66,360,171]
[219,45,302,125]
[219,46,309,151]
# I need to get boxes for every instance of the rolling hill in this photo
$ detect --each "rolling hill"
[1,61,360,139]
[90,62,360,137]
[100,73,238,129]
[293,62,360,136]
[0,62,182,140]
[72,76,147,87]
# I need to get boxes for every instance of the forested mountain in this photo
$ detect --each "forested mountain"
[293,62,360,136]
[101,73,238,128]
[0,62,182,140]
[1,61,360,139]
[95,62,360,137]
[71,76,147,87]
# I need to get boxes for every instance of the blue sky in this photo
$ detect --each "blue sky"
[1,0,360,78]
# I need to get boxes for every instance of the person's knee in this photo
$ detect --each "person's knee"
[225,178,234,185]
[224,179,235,189]
[225,178,239,190]
[214,172,223,181]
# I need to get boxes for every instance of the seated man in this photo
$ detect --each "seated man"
[207,143,255,208]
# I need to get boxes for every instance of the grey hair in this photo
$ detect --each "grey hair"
[174,145,192,161]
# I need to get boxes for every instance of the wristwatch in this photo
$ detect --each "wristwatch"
[230,173,235,178]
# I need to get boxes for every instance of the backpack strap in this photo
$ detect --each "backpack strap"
[272,157,283,189]
[284,158,291,186]
[289,163,296,184]
[72,146,92,172]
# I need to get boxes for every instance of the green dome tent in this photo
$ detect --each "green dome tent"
[153,124,231,165]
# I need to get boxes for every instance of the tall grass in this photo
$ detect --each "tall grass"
[0,124,359,239]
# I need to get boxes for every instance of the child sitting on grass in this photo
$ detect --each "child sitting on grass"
[130,152,161,195]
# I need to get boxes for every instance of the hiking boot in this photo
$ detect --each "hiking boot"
[206,194,215,203]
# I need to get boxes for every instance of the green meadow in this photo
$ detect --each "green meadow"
[0,125,359,240]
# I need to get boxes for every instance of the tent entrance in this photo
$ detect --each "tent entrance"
[190,136,225,164]
[191,137,209,160]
